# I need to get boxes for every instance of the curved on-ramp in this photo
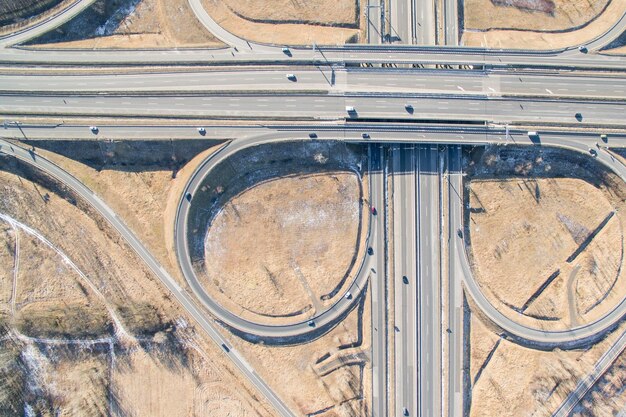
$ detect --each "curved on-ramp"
[174,134,378,341]
[454,134,626,347]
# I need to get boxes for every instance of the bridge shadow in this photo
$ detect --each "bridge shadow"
[22,139,224,176]
[24,0,142,45]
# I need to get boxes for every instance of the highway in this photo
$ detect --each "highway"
[0,136,296,417]
[443,0,458,45]
[390,0,412,44]
[4,69,626,100]
[370,145,389,417]
[391,145,418,417]
[416,144,442,417]
[415,0,436,45]
[4,92,626,126]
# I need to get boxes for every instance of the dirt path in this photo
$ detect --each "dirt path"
[567,265,582,328]
[8,222,19,317]
[0,211,131,340]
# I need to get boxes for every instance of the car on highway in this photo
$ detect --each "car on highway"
[601,134,608,142]
[198,127,206,135]
[371,206,377,215]
[282,47,292,56]
[367,247,374,255]
[575,112,583,122]
[90,126,98,134]
[221,343,230,352]
[309,132,317,138]
[346,106,356,114]
[402,275,409,284]
[186,192,192,201]
[405,103,414,114]
[286,74,297,81]
[362,133,370,139]
[589,148,598,157]
[344,292,352,300]
[308,320,315,327]
[403,407,409,416]
[579,45,588,53]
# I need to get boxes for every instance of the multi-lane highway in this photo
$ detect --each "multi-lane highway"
[3,92,626,126]
[391,145,419,417]
[370,145,389,417]
[3,69,626,100]
[416,145,442,417]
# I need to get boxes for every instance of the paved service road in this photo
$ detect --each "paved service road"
[443,0,458,45]
[0,137,296,417]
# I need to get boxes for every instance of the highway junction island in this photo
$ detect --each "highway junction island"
[1,0,626,416]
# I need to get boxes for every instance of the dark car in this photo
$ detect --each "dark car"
[371,207,377,215]
[367,247,374,255]
[186,192,192,202]
[402,275,409,284]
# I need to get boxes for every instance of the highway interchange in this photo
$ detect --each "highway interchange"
[2,1,626,416]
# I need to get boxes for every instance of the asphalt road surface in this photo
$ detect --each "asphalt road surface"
[392,145,418,417]
[443,0,458,45]
[3,69,626,101]
[3,93,626,126]
[370,144,390,417]
[416,144,442,417]
[390,0,413,43]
